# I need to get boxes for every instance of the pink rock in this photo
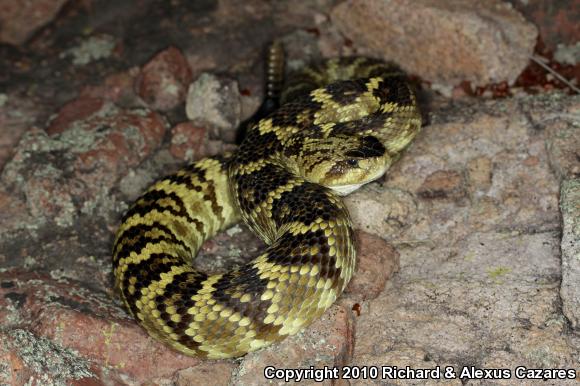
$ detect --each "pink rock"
[331,0,538,86]
[0,269,206,383]
[418,170,466,200]
[344,231,400,302]
[172,361,237,386]
[0,331,34,386]
[79,69,140,105]
[136,47,193,111]
[46,96,105,136]
[35,310,204,382]
[169,122,209,161]
[72,107,167,178]
[0,0,68,45]
[467,156,493,194]
[1,105,167,226]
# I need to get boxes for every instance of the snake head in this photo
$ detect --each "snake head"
[297,134,393,196]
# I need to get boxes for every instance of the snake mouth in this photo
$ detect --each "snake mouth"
[329,165,388,196]
[329,183,365,196]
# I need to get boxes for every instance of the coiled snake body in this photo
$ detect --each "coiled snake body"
[113,53,421,359]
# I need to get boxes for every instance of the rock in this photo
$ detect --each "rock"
[0,190,30,238]
[554,42,580,66]
[46,96,105,136]
[331,0,538,86]
[0,0,68,45]
[560,179,580,330]
[354,347,460,386]
[80,69,141,106]
[60,35,117,66]
[169,122,209,161]
[47,70,141,136]
[466,156,493,196]
[352,230,574,374]
[418,170,466,200]
[233,304,354,386]
[343,231,400,302]
[1,104,167,228]
[543,97,580,180]
[173,361,237,386]
[0,94,38,172]
[136,47,193,112]
[345,187,418,241]
[508,0,580,50]
[0,331,34,386]
[0,328,95,386]
[0,270,215,384]
[186,73,242,143]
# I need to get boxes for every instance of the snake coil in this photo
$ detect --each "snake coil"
[113,49,421,359]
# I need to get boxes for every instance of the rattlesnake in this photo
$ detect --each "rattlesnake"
[112,46,421,359]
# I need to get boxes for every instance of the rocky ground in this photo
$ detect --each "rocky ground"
[0,0,579,385]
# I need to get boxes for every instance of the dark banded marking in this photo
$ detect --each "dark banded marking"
[233,163,293,214]
[325,111,393,136]
[281,74,323,104]
[153,271,206,346]
[122,190,206,235]
[345,135,386,158]
[164,172,199,192]
[121,252,184,316]
[124,190,188,221]
[180,160,227,224]
[184,162,209,182]
[212,265,281,338]
[198,171,225,225]
[270,182,340,227]
[235,130,281,166]
[114,222,192,266]
[324,79,370,105]
[265,229,342,281]
[372,75,414,107]
[122,253,184,291]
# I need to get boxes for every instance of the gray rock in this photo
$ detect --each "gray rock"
[185,73,242,143]
[560,179,580,330]
[542,96,580,180]
[554,42,580,66]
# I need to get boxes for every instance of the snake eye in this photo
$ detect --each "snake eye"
[346,158,359,167]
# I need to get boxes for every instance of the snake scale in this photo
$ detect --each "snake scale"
[112,45,421,359]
